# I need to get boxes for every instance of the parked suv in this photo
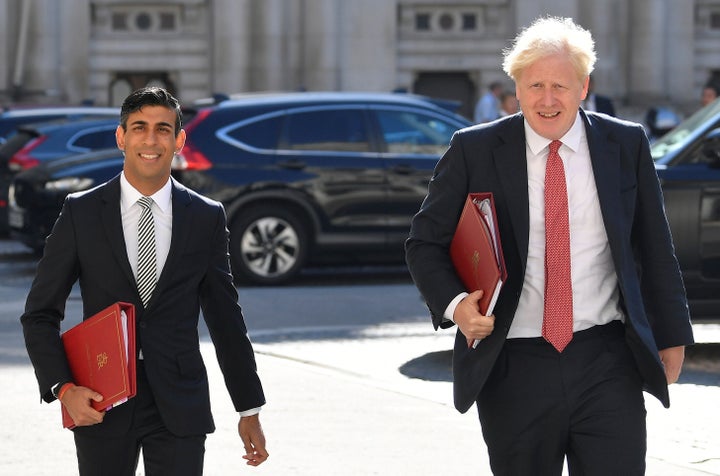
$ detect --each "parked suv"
[10,92,471,284]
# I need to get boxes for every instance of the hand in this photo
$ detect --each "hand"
[659,345,685,384]
[238,414,268,466]
[453,290,495,348]
[59,385,105,426]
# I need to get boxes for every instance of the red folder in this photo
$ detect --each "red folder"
[60,302,136,429]
[450,193,507,318]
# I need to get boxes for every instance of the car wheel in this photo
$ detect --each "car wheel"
[229,206,309,285]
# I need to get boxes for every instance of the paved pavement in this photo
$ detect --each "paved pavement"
[2,323,720,475]
[1,238,719,475]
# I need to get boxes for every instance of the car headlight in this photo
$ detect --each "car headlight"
[44,177,95,192]
[8,183,16,207]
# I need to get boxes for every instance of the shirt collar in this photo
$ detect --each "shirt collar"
[120,172,172,213]
[524,111,584,155]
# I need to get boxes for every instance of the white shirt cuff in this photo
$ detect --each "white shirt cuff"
[443,292,469,323]
[238,407,262,417]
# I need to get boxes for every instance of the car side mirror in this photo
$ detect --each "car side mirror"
[702,128,720,168]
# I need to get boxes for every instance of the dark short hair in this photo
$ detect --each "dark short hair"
[119,86,182,136]
[705,80,720,96]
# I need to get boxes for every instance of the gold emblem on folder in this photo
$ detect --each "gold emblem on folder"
[97,352,108,369]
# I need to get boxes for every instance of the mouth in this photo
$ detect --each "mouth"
[139,153,161,160]
[539,111,560,118]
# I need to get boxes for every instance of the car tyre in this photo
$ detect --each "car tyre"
[229,205,309,285]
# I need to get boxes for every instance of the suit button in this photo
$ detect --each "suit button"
[139,322,147,329]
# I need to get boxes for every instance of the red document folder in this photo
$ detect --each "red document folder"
[60,302,136,429]
[450,193,507,332]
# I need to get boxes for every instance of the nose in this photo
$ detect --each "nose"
[541,88,555,106]
[142,130,158,145]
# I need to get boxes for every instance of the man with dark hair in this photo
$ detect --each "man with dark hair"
[22,86,268,475]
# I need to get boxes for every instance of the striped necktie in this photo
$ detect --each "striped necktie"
[543,140,573,352]
[136,196,156,307]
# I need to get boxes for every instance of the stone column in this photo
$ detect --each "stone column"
[337,0,397,91]
[212,0,252,94]
[301,0,340,90]
[628,0,666,102]
[664,1,695,107]
[57,0,90,104]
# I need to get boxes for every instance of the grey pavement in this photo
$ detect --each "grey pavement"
[2,322,720,475]
[2,237,719,475]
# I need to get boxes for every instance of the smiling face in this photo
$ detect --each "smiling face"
[515,53,589,140]
[116,105,186,196]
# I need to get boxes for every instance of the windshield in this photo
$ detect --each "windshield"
[650,98,720,160]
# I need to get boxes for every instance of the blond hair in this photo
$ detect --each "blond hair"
[502,17,596,82]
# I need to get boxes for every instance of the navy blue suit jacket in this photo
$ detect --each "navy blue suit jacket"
[22,176,265,436]
[406,110,694,413]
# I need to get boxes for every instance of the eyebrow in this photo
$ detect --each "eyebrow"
[128,120,174,129]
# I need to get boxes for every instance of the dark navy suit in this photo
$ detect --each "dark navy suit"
[406,109,693,414]
[22,175,265,441]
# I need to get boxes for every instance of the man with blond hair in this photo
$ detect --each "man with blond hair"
[406,17,693,475]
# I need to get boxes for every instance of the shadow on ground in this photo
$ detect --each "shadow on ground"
[400,344,720,387]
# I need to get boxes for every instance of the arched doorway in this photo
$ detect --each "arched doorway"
[413,72,475,120]
[109,72,177,106]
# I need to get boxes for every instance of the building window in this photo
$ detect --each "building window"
[112,12,128,30]
[415,13,431,31]
[438,13,455,31]
[462,13,477,31]
[159,13,176,31]
[108,8,179,33]
[711,12,720,29]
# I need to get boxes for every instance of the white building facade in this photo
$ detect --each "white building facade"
[1,0,720,119]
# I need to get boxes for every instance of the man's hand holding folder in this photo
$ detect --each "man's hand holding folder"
[60,301,137,429]
[453,290,496,348]
[450,193,507,348]
[58,384,106,427]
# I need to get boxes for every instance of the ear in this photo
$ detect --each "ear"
[580,75,590,101]
[115,125,125,151]
[175,129,186,153]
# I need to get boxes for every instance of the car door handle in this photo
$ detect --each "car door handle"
[391,165,416,175]
[277,159,307,170]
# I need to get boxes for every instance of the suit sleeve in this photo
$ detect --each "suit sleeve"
[21,196,80,402]
[405,131,473,329]
[198,204,266,412]
[631,126,694,349]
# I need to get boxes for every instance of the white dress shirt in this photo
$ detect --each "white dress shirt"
[445,113,624,337]
[120,173,173,281]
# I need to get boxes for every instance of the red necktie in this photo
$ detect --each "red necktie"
[543,140,573,352]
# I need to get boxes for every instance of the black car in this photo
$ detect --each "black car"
[651,98,720,319]
[9,93,720,319]
[0,117,121,234]
[10,92,471,285]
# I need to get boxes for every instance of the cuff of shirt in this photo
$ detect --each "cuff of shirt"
[238,406,262,417]
[443,292,469,323]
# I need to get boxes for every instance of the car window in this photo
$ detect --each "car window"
[224,115,283,150]
[70,128,117,151]
[283,109,371,152]
[651,99,720,161]
[374,109,457,156]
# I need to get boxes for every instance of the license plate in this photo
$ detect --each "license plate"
[8,208,24,229]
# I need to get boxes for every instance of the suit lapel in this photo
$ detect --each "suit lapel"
[101,176,136,287]
[494,117,531,266]
[582,112,623,245]
[150,178,193,306]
